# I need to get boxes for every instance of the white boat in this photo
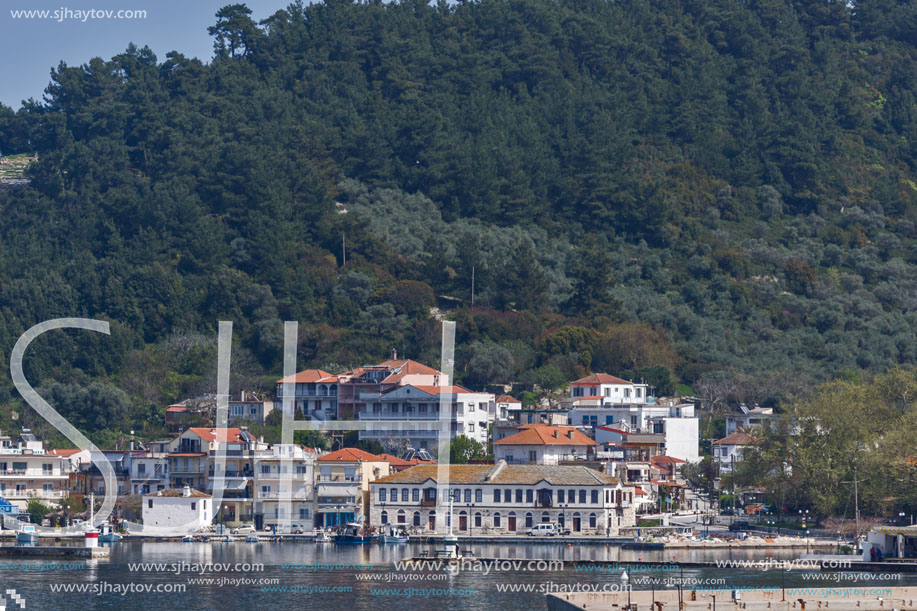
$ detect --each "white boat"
[16,524,38,544]
[98,524,122,543]
[381,533,409,544]
[314,530,332,543]
[245,534,261,543]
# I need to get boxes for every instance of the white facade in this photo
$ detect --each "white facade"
[142,486,211,530]
[725,406,778,435]
[569,374,651,405]
[570,401,695,433]
[368,463,637,536]
[357,385,495,449]
[130,455,169,495]
[253,444,315,530]
[647,416,699,463]
[0,430,72,509]
[712,432,754,473]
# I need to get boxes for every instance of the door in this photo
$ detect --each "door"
[459,515,467,531]
[428,515,436,530]
[508,516,517,532]
[573,517,581,532]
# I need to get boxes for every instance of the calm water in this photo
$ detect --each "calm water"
[3,541,914,610]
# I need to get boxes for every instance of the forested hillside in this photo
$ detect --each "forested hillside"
[2,0,917,441]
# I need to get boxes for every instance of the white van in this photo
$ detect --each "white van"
[525,523,558,536]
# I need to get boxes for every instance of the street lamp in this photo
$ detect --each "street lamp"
[806,529,810,555]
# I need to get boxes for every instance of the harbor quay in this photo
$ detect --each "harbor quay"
[546,586,917,611]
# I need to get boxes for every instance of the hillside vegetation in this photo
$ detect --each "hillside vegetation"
[2,0,917,441]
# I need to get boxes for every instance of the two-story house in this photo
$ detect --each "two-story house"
[493,424,596,464]
[314,448,391,528]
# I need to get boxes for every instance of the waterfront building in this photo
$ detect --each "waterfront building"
[142,484,211,530]
[712,431,756,473]
[253,444,316,531]
[368,461,637,536]
[314,448,391,527]
[0,429,72,510]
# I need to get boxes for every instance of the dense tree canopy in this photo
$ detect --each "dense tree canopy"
[2,0,917,439]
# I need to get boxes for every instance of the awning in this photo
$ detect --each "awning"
[873,526,917,536]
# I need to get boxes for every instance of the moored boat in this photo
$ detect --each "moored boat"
[333,523,375,544]
[16,524,38,544]
[98,524,122,543]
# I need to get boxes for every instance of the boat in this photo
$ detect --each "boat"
[182,535,195,542]
[333,523,376,544]
[380,528,410,544]
[314,530,332,543]
[245,534,261,543]
[16,524,38,544]
[98,524,122,543]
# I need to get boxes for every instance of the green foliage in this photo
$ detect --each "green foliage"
[4,0,917,438]
[27,498,52,524]
[448,435,487,465]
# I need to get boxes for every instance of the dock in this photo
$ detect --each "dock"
[0,546,109,558]
[546,586,917,611]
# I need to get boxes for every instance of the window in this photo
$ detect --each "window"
[505,489,511,503]
[413,512,421,526]
[413,488,420,502]
[469,423,475,433]
[557,490,565,503]
[526,490,533,503]
[381,511,388,524]
[568,489,575,503]
[402,488,409,502]
[515,489,523,503]
[529,451,537,462]
[589,513,597,528]
[391,487,398,500]
[525,512,533,528]
[191,502,196,511]
[494,489,501,503]
[300,508,310,519]
[138,463,146,475]
[379,488,387,502]
[636,388,642,398]
[591,490,599,504]
[624,388,631,398]
[397,511,406,524]
[464,489,471,503]
[43,483,53,492]
[261,465,271,474]
[475,489,482,503]
[579,490,587,503]
[148,500,153,509]
[494,512,501,527]
[474,512,482,527]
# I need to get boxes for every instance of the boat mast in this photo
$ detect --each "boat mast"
[854,466,860,541]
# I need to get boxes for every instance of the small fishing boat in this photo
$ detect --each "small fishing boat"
[314,530,332,543]
[98,524,122,543]
[16,524,38,544]
[182,535,195,542]
[245,534,261,543]
[380,527,409,544]
[333,523,375,544]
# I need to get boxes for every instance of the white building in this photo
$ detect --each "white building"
[253,444,316,531]
[495,394,523,421]
[142,485,211,530]
[712,431,755,473]
[130,453,169,495]
[568,373,651,404]
[0,429,72,509]
[357,384,495,449]
[368,462,637,536]
[493,424,596,465]
[725,405,779,435]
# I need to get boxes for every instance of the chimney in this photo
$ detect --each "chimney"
[568,430,575,440]
[554,430,560,439]
[183,484,191,497]
[392,348,398,360]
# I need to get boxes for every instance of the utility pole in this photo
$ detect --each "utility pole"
[854,466,860,541]
[471,266,475,310]
[342,233,346,267]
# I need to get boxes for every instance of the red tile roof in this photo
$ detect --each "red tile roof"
[376,453,436,467]
[276,369,338,384]
[317,447,384,462]
[166,405,188,412]
[572,373,633,386]
[712,432,756,446]
[651,455,687,464]
[634,487,647,495]
[375,359,443,384]
[494,424,596,446]
[49,449,82,456]
[496,394,521,403]
[187,427,244,443]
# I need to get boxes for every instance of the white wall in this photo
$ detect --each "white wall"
[142,495,210,529]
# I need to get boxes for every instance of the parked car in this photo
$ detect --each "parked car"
[231,525,256,535]
[525,523,559,536]
[728,521,752,532]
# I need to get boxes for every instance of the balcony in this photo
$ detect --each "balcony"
[420,498,436,507]
[0,469,27,476]
[317,474,361,483]
[358,410,441,420]
[3,489,66,499]
[258,491,311,500]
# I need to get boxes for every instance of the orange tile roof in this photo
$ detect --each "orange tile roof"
[373,464,618,486]
[277,369,338,384]
[318,447,384,462]
[376,453,436,467]
[494,424,596,446]
[49,449,82,456]
[634,487,647,495]
[712,432,756,446]
[572,373,633,386]
[496,394,521,403]
[405,384,474,395]
[651,455,687,464]
[187,427,244,443]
